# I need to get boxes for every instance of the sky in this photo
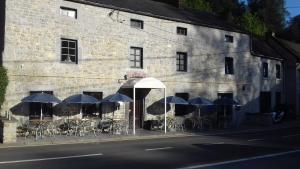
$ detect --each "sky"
[285,0,300,20]
[239,0,300,20]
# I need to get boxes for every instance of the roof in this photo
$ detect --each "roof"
[276,39,300,61]
[251,36,283,60]
[66,0,245,33]
[121,77,166,89]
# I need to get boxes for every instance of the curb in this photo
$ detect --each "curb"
[0,133,193,149]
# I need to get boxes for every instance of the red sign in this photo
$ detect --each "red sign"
[127,71,147,78]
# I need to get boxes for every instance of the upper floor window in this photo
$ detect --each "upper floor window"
[130,19,144,29]
[276,64,281,79]
[176,52,187,72]
[60,7,77,19]
[225,35,234,43]
[177,27,187,36]
[61,38,78,64]
[225,57,234,74]
[130,47,143,68]
[263,62,268,78]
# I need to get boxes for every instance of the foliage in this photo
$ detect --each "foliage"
[247,0,288,33]
[208,0,246,22]
[0,66,8,110]
[237,11,268,36]
[183,0,213,13]
[279,15,300,43]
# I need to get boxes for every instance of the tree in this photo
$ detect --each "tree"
[0,66,8,110]
[279,15,300,43]
[237,11,268,36]
[183,0,213,13]
[209,0,246,22]
[247,0,288,33]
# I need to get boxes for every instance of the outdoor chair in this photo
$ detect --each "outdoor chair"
[174,117,185,131]
[99,119,113,134]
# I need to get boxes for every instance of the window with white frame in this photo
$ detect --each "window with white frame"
[61,38,78,64]
[263,62,268,78]
[176,52,187,72]
[225,35,234,43]
[130,19,144,29]
[130,47,143,68]
[177,27,187,36]
[60,7,77,19]
[225,57,234,74]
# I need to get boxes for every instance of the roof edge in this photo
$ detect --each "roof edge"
[65,0,248,35]
[250,35,284,61]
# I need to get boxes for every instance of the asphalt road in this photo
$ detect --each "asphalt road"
[0,127,300,169]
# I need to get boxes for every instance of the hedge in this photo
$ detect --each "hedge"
[0,66,8,110]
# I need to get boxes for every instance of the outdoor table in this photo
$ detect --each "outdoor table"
[29,119,52,139]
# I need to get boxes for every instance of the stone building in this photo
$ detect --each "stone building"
[0,0,297,128]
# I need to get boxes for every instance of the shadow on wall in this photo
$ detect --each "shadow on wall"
[0,0,6,65]
[147,101,171,115]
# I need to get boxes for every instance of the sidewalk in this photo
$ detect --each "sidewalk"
[1,120,299,148]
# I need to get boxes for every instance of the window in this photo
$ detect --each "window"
[276,64,281,79]
[61,38,78,64]
[176,52,187,72]
[29,91,53,120]
[225,35,234,43]
[177,27,187,35]
[130,19,144,29]
[130,47,143,68]
[263,62,268,78]
[60,7,77,19]
[225,57,234,74]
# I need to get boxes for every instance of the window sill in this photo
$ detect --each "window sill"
[60,61,77,64]
[130,67,143,69]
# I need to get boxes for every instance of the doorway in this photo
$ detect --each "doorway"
[260,92,271,113]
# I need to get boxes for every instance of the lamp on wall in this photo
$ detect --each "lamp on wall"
[118,75,128,83]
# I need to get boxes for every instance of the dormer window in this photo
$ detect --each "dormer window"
[60,7,77,19]
[225,35,234,43]
[177,27,187,36]
[130,19,144,29]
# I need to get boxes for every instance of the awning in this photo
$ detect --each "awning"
[121,77,166,89]
[121,77,167,135]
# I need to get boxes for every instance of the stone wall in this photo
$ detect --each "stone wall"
[2,0,283,124]
[0,118,17,143]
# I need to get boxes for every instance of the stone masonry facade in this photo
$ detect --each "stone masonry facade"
[1,0,283,125]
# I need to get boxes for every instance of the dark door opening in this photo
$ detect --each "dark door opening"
[175,93,189,116]
[260,92,271,113]
[129,99,144,128]
[217,93,234,116]
[275,92,281,110]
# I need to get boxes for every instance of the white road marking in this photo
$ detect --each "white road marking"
[177,149,300,169]
[201,142,225,146]
[283,134,300,138]
[0,153,103,164]
[145,147,174,151]
[247,138,264,142]
[214,142,225,144]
